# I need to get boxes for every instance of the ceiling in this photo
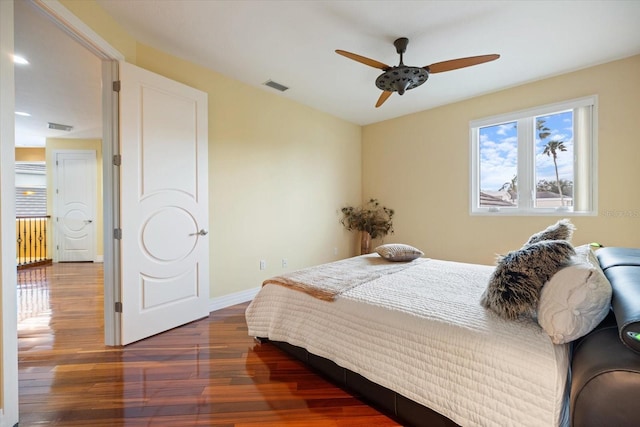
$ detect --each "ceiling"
[14,0,102,148]
[14,1,640,147]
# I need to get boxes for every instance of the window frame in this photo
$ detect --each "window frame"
[470,95,598,216]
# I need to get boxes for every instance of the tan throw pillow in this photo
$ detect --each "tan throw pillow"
[375,244,424,262]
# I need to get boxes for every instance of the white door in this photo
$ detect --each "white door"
[119,62,209,345]
[54,150,97,262]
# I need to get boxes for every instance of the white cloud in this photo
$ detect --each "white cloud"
[496,123,516,136]
[480,136,517,190]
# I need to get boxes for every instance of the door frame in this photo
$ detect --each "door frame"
[2,3,123,423]
[25,0,125,346]
[1,1,18,424]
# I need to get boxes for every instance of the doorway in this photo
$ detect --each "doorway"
[13,0,105,271]
[16,0,211,349]
[13,0,122,342]
[1,1,121,423]
[7,2,211,423]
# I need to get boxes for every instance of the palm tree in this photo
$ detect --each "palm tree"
[499,175,517,202]
[536,119,551,140]
[542,140,567,205]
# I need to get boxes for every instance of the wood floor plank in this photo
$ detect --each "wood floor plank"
[18,263,400,426]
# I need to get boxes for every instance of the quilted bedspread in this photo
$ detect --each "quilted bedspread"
[245,255,570,427]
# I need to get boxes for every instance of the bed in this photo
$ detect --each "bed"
[246,226,640,427]
[246,254,569,427]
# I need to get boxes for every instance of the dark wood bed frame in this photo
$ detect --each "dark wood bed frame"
[258,338,459,427]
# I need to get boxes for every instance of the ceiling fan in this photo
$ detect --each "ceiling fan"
[336,38,500,108]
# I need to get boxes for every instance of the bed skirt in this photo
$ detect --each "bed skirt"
[258,337,460,427]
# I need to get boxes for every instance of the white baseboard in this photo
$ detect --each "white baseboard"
[95,255,104,263]
[209,287,260,312]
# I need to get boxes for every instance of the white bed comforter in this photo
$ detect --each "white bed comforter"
[245,255,570,427]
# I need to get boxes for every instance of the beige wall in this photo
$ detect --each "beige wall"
[363,55,640,265]
[15,147,45,162]
[45,138,104,259]
[135,44,362,298]
[59,0,137,62]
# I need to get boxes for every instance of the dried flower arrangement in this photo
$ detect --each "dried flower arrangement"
[339,198,394,239]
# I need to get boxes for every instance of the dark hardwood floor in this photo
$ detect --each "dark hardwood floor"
[18,263,400,426]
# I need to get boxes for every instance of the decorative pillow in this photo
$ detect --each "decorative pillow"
[537,245,612,344]
[481,240,575,320]
[525,218,575,245]
[375,244,424,262]
[574,243,601,267]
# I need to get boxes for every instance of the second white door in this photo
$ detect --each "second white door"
[54,150,97,262]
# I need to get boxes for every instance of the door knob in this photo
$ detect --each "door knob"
[84,219,93,224]
[198,229,208,236]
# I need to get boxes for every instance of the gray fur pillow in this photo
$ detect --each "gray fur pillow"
[481,240,576,320]
[525,218,575,245]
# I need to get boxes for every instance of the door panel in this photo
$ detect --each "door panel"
[119,62,209,345]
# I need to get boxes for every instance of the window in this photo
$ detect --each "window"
[470,96,597,215]
[15,162,47,216]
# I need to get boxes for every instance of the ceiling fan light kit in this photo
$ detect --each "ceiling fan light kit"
[375,67,429,95]
[375,38,428,95]
[336,37,500,107]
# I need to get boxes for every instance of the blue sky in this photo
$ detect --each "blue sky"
[479,110,574,191]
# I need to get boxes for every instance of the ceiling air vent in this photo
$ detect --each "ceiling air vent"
[48,122,73,131]
[263,80,289,92]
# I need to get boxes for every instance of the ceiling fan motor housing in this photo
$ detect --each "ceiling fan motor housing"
[375,66,429,95]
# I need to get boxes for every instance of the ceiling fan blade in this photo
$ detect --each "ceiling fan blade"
[336,50,390,70]
[375,91,393,108]
[426,54,500,74]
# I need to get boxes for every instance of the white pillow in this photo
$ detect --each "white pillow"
[375,244,423,262]
[537,246,612,344]
[575,243,601,268]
